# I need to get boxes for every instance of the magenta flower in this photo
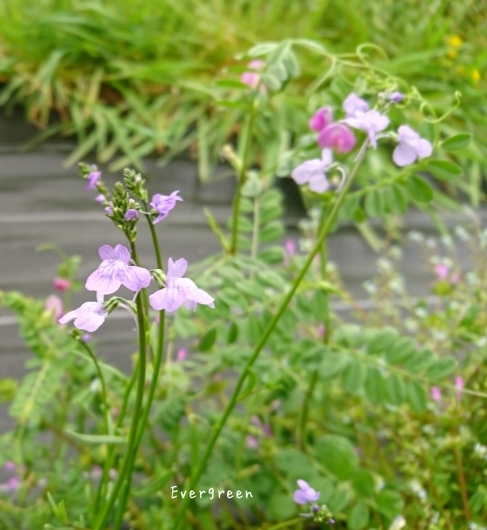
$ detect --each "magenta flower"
[86,169,101,191]
[149,258,215,312]
[309,107,333,132]
[343,93,369,117]
[150,191,183,224]
[59,297,108,332]
[86,244,151,296]
[241,60,265,89]
[294,480,320,505]
[455,376,464,402]
[54,277,71,292]
[318,123,356,153]
[389,91,404,103]
[430,386,442,403]
[291,149,333,193]
[393,125,432,166]
[434,263,449,280]
[343,110,390,148]
[124,209,139,221]
[5,477,20,492]
[45,295,63,320]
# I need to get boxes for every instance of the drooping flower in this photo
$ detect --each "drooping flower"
[54,277,71,292]
[150,191,183,224]
[45,295,64,320]
[124,209,139,221]
[85,244,151,295]
[294,479,320,505]
[241,60,265,89]
[291,149,333,193]
[389,92,404,103]
[86,169,102,191]
[343,93,369,117]
[58,297,108,332]
[149,258,215,313]
[393,125,433,167]
[309,107,333,132]
[343,110,390,148]
[318,123,356,153]
[455,376,464,403]
[430,386,442,403]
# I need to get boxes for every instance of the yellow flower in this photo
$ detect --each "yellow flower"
[472,69,481,84]
[448,35,463,48]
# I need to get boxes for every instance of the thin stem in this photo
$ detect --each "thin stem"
[264,517,304,530]
[453,434,472,521]
[230,106,255,254]
[94,247,147,530]
[171,142,369,530]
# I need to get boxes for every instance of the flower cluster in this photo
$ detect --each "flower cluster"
[308,106,356,154]
[294,480,334,524]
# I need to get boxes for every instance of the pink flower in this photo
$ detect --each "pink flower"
[241,60,265,89]
[318,123,356,153]
[455,377,464,403]
[434,263,449,280]
[176,348,187,361]
[5,477,20,492]
[317,324,325,337]
[4,462,16,473]
[45,295,63,320]
[450,272,460,284]
[246,435,259,450]
[393,125,433,167]
[54,277,71,292]
[430,386,442,403]
[309,107,333,132]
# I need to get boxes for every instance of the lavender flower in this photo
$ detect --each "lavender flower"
[105,202,114,215]
[291,149,333,193]
[293,479,320,505]
[318,123,356,153]
[59,297,108,332]
[95,194,106,203]
[149,258,215,312]
[434,263,449,280]
[343,93,369,117]
[124,209,139,221]
[309,107,333,132]
[389,92,404,103]
[150,191,183,224]
[85,244,151,295]
[82,334,91,343]
[86,169,101,191]
[343,110,390,148]
[393,125,432,166]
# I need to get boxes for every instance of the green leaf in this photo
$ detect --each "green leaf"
[268,63,288,83]
[241,176,263,198]
[320,352,350,380]
[260,203,284,224]
[314,435,359,480]
[385,337,416,364]
[365,328,398,355]
[426,357,458,382]
[258,246,284,264]
[247,42,278,57]
[385,184,408,215]
[441,133,472,151]
[65,431,125,444]
[198,328,217,352]
[426,160,462,181]
[237,280,267,300]
[257,270,287,290]
[407,380,428,412]
[348,502,370,530]
[352,470,376,498]
[385,374,407,406]
[342,359,367,393]
[282,50,300,78]
[261,72,281,91]
[227,322,239,344]
[215,79,249,89]
[402,348,435,373]
[268,492,297,521]
[260,221,285,243]
[408,175,434,202]
[376,490,404,519]
[364,367,387,404]
[364,188,385,217]
[338,193,360,221]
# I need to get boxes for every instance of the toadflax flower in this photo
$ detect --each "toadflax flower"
[124,209,139,221]
[150,191,183,224]
[291,149,333,193]
[149,258,215,312]
[86,244,151,295]
[389,91,404,103]
[86,168,102,191]
[309,107,333,132]
[59,295,108,332]
[393,125,432,167]
[294,479,320,504]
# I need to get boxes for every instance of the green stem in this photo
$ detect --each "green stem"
[230,107,255,254]
[171,142,369,530]
[94,246,147,530]
[264,517,304,530]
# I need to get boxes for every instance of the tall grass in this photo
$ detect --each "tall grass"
[0,0,485,189]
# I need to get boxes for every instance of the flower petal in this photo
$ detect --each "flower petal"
[416,138,433,158]
[393,143,418,166]
[149,286,186,312]
[98,245,117,261]
[121,265,152,292]
[293,490,308,504]
[167,258,188,280]
[343,93,369,116]
[114,244,131,263]
[185,286,215,308]
[73,303,107,332]
[85,262,123,295]
[308,173,330,193]
[291,159,324,185]
[59,309,78,325]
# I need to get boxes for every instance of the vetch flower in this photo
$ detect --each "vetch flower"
[54,277,71,292]
[246,435,259,450]
[4,462,16,473]
[149,258,215,312]
[124,209,139,221]
[86,168,101,191]
[59,295,108,332]
[176,348,187,361]
[434,263,449,280]
[343,93,369,117]
[309,107,333,132]
[455,376,464,402]
[343,110,390,148]
[318,123,356,153]
[389,92,404,103]
[85,244,151,296]
[241,60,265,89]
[150,191,183,224]
[293,479,320,505]
[430,386,442,403]
[291,149,333,193]
[393,125,433,167]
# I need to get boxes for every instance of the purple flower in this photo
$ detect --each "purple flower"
[343,110,390,148]
[455,376,464,402]
[59,297,108,332]
[318,123,356,153]
[176,348,187,361]
[430,386,442,403]
[241,60,265,89]
[309,107,333,132]
[343,93,369,117]
[85,244,151,295]
[294,479,320,505]
[389,91,404,103]
[149,258,215,312]
[105,202,113,215]
[150,191,183,224]
[291,149,333,193]
[5,477,20,492]
[82,334,91,343]
[4,462,16,473]
[124,209,139,221]
[95,194,106,203]
[393,125,433,166]
[86,169,101,191]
